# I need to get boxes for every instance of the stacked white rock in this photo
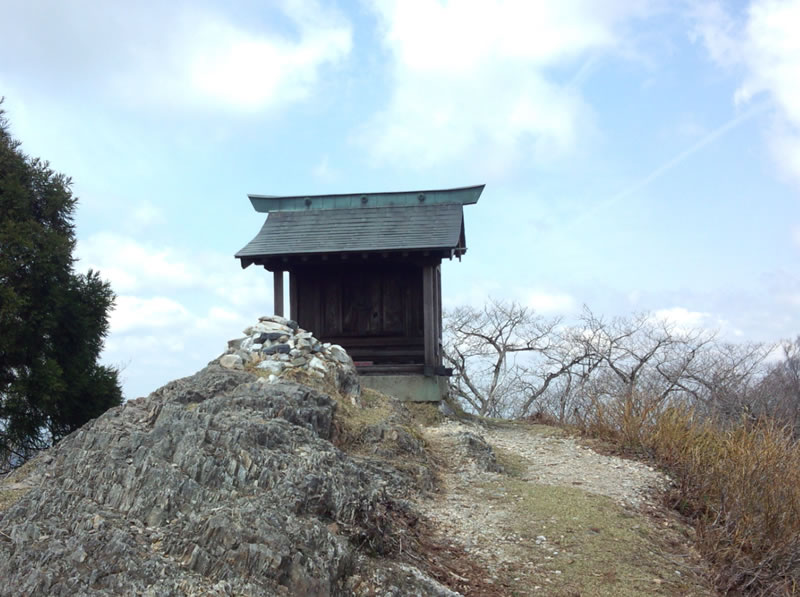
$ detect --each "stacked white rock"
[220,315,360,400]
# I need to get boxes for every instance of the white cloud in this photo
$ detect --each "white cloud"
[652,306,711,331]
[111,296,191,334]
[76,233,272,302]
[154,3,352,112]
[691,0,800,185]
[360,0,654,167]
[0,1,352,114]
[651,306,744,337]
[688,1,742,66]
[195,306,244,333]
[77,233,199,293]
[526,290,578,314]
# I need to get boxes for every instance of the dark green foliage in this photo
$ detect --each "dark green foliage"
[0,102,122,470]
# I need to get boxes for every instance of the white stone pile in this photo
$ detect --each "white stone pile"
[220,315,360,398]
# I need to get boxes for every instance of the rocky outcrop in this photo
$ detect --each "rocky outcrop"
[0,362,457,596]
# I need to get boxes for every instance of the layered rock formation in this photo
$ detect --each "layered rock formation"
[0,332,459,596]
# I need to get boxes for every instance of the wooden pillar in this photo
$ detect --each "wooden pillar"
[273,270,284,317]
[423,264,436,376]
[435,264,442,366]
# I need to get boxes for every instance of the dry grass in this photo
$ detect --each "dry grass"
[652,410,800,595]
[333,387,396,448]
[574,394,800,595]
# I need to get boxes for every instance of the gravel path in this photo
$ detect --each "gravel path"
[417,420,710,596]
[480,423,670,509]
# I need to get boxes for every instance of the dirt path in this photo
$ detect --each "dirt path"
[419,420,715,597]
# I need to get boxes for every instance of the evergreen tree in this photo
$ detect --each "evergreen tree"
[0,103,122,470]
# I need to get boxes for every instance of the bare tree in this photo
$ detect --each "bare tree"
[443,300,592,417]
[669,341,773,422]
[558,310,716,439]
[755,337,800,431]
[578,311,712,400]
[445,299,794,433]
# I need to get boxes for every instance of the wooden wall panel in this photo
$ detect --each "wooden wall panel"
[382,276,405,334]
[291,263,432,365]
[321,275,342,335]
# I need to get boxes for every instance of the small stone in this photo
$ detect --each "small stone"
[257,360,284,374]
[290,356,308,367]
[329,345,351,364]
[252,322,292,335]
[257,314,291,325]
[262,344,291,355]
[308,356,326,372]
[219,354,244,370]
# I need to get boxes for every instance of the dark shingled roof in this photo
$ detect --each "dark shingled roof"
[235,203,465,266]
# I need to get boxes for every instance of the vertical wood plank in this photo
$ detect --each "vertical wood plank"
[423,264,435,376]
[382,274,404,334]
[322,272,342,336]
[289,271,298,322]
[342,270,358,334]
[273,270,284,317]
[434,264,442,366]
[407,266,424,337]
[308,273,321,336]
[366,275,382,334]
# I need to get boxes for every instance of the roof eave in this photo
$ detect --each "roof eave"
[248,184,484,213]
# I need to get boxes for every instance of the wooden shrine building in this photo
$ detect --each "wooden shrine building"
[234,185,484,400]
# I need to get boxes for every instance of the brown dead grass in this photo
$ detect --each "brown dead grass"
[576,395,800,596]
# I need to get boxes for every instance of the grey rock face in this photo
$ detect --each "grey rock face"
[0,365,455,596]
[452,432,503,473]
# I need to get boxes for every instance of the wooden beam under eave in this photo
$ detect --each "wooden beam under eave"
[273,270,284,317]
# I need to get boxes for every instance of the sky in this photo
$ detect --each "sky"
[2,0,799,400]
